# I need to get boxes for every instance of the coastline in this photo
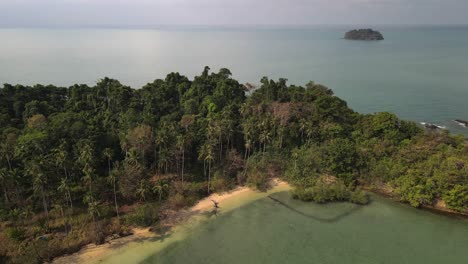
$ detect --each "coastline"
[363,184,468,219]
[52,179,467,264]
[53,179,291,264]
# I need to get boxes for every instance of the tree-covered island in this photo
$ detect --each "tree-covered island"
[0,67,467,263]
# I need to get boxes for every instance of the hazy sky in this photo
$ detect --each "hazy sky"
[0,0,467,27]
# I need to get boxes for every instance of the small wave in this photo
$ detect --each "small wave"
[453,120,468,128]
[420,122,446,129]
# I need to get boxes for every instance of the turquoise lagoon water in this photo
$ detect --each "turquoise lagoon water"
[103,192,468,264]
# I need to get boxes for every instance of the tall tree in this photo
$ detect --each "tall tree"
[107,166,120,219]
[26,159,49,222]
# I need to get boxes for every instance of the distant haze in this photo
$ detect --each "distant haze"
[0,0,467,27]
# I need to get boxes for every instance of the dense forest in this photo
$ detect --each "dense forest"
[0,67,467,263]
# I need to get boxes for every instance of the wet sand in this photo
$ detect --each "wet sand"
[53,179,290,264]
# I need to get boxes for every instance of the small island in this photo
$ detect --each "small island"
[344,28,384,40]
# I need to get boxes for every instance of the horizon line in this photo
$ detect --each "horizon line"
[1,23,468,30]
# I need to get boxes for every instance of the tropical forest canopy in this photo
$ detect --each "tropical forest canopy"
[0,67,467,262]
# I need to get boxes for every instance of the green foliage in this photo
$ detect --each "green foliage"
[124,203,160,227]
[395,175,435,208]
[323,138,358,178]
[349,189,370,205]
[285,146,321,187]
[167,193,196,209]
[0,67,467,262]
[245,153,285,191]
[291,179,369,205]
[4,227,26,242]
[443,185,468,211]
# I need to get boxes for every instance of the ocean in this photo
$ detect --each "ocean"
[1,25,467,134]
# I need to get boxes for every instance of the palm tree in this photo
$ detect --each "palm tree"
[244,139,252,160]
[199,142,215,193]
[152,179,169,202]
[84,194,98,216]
[176,135,185,183]
[0,140,14,171]
[213,119,223,161]
[136,180,149,201]
[84,193,100,238]
[79,143,95,193]
[57,177,73,211]
[50,147,73,210]
[157,148,170,173]
[0,168,10,206]
[305,121,315,144]
[222,108,235,149]
[292,149,299,170]
[259,130,271,154]
[155,124,170,170]
[103,148,114,176]
[27,160,49,221]
[299,118,307,143]
[107,167,120,219]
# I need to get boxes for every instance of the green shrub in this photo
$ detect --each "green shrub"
[167,193,195,209]
[349,189,370,205]
[285,146,321,187]
[292,180,369,205]
[246,170,270,191]
[245,152,286,191]
[210,176,234,193]
[124,203,160,227]
[395,176,435,208]
[5,227,26,242]
[291,188,315,202]
[443,185,468,212]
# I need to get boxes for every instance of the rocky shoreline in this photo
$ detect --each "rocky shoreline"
[454,119,468,127]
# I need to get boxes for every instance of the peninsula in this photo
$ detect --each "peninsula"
[0,68,466,263]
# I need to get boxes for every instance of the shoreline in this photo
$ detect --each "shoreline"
[52,179,466,264]
[363,185,468,219]
[53,179,290,264]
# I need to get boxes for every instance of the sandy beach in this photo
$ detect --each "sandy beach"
[53,179,290,264]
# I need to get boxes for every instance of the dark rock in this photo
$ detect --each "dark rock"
[420,122,446,130]
[344,29,384,40]
[424,123,439,130]
[454,119,468,128]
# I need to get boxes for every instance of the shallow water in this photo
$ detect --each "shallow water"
[101,192,468,264]
[96,185,291,264]
[1,26,468,134]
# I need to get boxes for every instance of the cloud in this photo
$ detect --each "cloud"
[0,0,466,26]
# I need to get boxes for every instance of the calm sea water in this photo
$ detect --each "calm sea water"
[1,26,468,134]
[102,192,468,264]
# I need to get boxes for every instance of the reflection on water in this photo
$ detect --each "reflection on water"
[102,191,468,264]
[267,195,366,223]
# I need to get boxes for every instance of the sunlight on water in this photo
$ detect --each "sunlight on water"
[1,26,468,134]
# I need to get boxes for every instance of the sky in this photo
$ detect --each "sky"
[0,0,467,27]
